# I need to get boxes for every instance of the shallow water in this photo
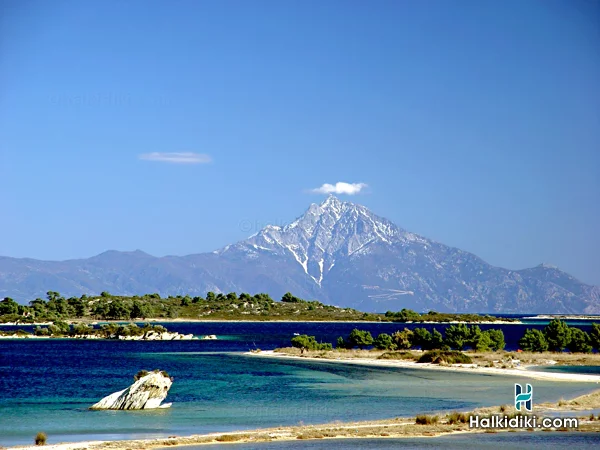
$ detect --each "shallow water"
[0,323,598,446]
[170,432,600,450]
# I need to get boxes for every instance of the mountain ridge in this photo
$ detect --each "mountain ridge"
[1,195,598,314]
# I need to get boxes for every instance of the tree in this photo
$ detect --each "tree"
[590,323,600,351]
[392,328,414,350]
[519,329,549,352]
[130,301,150,320]
[291,335,331,352]
[226,292,238,301]
[0,298,19,315]
[46,291,61,301]
[72,323,92,336]
[180,297,190,306]
[206,292,216,302]
[411,328,432,349]
[444,323,470,350]
[485,329,505,351]
[347,329,374,349]
[466,325,482,349]
[567,328,592,353]
[373,333,394,350]
[100,291,111,298]
[67,298,87,317]
[336,336,347,349]
[430,328,444,349]
[472,330,493,352]
[544,319,572,351]
[281,292,302,303]
[92,301,110,319]
[107,300,130,320]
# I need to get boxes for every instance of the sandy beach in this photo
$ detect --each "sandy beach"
[246,350,600,382]
[8,391,600,450]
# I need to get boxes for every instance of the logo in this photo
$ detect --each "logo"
[515,383,533,412]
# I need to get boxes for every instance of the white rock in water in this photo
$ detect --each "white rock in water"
[90,371,172,410]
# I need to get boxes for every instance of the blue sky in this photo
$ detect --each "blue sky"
[0,0,598,285]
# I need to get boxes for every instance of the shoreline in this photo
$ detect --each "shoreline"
[0,318,522,325]
[7,390,600,450]
[245,351,600,382]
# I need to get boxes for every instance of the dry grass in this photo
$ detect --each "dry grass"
[377,351,416,360]
[215,434,249,442]
[469,351,600,368]
[446,412,469,424]
[415,414,439,425]
[537,389,600,411]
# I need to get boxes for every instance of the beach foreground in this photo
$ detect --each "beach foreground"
[7,389,600,450]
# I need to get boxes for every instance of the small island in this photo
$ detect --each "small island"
[0,322,194,340]
[0,290,521,324]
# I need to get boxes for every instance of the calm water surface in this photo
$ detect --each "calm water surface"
[170,432,600,450]
[0,322,598,447]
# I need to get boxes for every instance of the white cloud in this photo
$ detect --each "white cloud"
[310,182,368,195]
[138,152,212,164]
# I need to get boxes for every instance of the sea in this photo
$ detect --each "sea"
[1,317,599,447]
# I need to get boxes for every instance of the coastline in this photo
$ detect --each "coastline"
[0,318,522,325]
[7,391,600,450]
[245,350,600,382]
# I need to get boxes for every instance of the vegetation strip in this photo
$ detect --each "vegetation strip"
[0,291,520,324]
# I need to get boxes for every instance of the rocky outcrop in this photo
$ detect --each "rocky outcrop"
[90,370,172,410]
[118,331,194,340]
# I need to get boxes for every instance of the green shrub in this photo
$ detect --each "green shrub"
[347,328,374,349]
[417,350,472,365]
[35,431,47,445]
[291,335,332,351]
[373,333,394,350]
[519,329,549,352]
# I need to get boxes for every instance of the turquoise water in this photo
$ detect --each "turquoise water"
[1,325,598,447]
[169,433,600,449]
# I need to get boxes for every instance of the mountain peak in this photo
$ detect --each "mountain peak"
[319,194,343,208]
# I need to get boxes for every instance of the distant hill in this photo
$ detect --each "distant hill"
[1,195,598,313]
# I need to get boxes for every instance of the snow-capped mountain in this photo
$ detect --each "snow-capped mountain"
[218,195,410,287]
[1,196,599,313]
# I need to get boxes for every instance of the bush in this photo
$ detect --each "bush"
[391,328,413,349]
[291,335,331,351]
[373,333,394,350]
[377,351,415,360]
[35,432,47,445]
[347,329,373,349]
[216,434,247,442]
[417,350,472,365]
[447,412,469,424]
[415,414,439,425]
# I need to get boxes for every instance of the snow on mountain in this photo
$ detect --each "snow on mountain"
[1,196,599,313]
